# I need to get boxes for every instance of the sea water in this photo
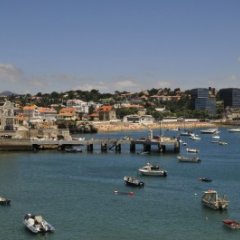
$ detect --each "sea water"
[0,127,240,240]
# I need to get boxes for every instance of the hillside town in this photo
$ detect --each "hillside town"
[0,87,240,140]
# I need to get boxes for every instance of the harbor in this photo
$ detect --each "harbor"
[0,127,240,240]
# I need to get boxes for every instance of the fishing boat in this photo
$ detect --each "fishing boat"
[223,219,240,229]
[177,155,201,163]
[23,213,55,234]
[0,196,11,205]
[138,163,167,176]
[186,147,199,153]
[200,128,218,134]
[123,176,144,187]
[201,190,228,210]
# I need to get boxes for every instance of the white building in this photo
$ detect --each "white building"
[66,99,89,114]
[123,115,154,124]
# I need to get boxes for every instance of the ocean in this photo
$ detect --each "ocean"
[0,127,240,240]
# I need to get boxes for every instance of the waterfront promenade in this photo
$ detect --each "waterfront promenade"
[94,120,216,132]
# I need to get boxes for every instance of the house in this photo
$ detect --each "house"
[58,107,77,120]
[98,105,116,121]
[38,107,57,120]
[66,99,89,114]
[23,105,38,118]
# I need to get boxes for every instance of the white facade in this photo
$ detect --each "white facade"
[66,99,89,114]
[123,115,154,124]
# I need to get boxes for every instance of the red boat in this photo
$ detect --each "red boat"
[223,219,240,229]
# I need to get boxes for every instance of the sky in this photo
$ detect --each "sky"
[0,0,240,94]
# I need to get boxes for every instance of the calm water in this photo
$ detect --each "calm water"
[0,127,240,240]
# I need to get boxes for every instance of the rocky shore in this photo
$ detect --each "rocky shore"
[93,121,216,133]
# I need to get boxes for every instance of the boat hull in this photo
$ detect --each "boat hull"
[223,219,240,229]
[177,156,201,163]
[202,200,228,210]
[138,169,167,176]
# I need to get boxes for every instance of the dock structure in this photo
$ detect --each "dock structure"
[0,136,180,153]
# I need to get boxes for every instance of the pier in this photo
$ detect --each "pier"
[0,136,180,153]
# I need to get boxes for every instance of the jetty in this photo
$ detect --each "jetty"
[0,136,180,153]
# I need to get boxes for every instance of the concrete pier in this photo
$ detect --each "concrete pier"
[0,136,180,153]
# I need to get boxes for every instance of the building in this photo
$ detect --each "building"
[66,99,89,114]
[58,107,77,120]
[98,105,116,121]
[190,88,216,115]
[123,114,154,124]
[0,100,18,130]
[218,88,240,108]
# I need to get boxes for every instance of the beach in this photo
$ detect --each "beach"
[94,120,216,133]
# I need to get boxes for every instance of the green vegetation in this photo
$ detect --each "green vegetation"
[5,88,222,120]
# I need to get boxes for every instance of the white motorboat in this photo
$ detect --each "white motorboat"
[228,128,240,133]
[0,196,11,205]
[212,135,220,139]
[186,147,199,153]
[218,141,228,145]
[177,155,201,163]
[201,190,228,210]
[200,128,218,134]
[23,213,55,234]
[189,133,201,140]
[138,163,167,176]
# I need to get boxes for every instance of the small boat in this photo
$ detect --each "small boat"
[201,190,228,210]
[0,196,11,205]
[123,176,144,187]
[177,155,201,163]
[138,163,167,177]
[186,147,199,153]
[190,135,201,140]
[64,146,83,153]
[200,128,218,134]
[212,135,220,139]
[218,141,228,145]
[199,177,212,182]
[23,213,55,234]
[223,219,240,229]
[180,130,192,136]
[114,190,135,196]
[228,128,240,133]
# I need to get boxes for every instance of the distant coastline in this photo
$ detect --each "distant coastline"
[94,121,216,133]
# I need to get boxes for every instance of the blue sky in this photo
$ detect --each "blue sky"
[0,0,240,94]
